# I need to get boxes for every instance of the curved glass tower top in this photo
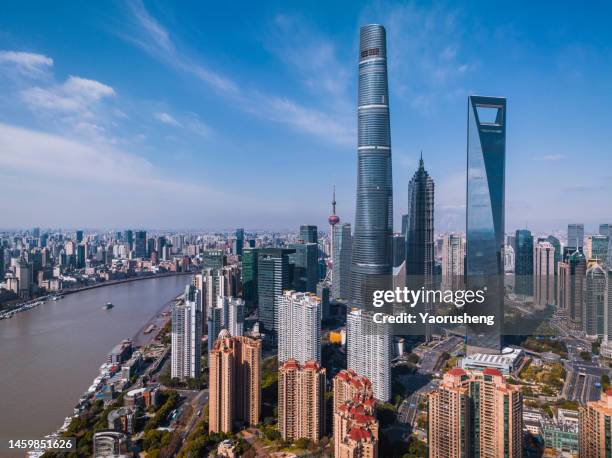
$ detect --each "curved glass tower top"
[350,24,393,307]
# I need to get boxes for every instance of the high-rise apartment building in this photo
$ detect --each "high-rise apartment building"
[278,359,326,443]
[257,248,295,334]
[333,369,374,414]
[441,233,464,292]
[428,368,523,458]
[465,95,506,354]
[514,229,534,297]
[333,372,379,458]
[332,223,352,302]
[579,389,612,457]
[534,240,555,307]
[584,263,607,339]
[208,332,261,433]
[171,285,202,380]
[347,308,391,401]
[207,296,245,359]
[349,24,393,308]
[277,290,321,364]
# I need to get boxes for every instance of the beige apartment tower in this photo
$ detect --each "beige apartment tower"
[428,368,523,458]
[580,389,612,457]
[333,370,378,458]
[278,359,326,443]
[208,331,261,434]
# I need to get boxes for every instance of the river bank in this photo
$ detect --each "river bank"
[0,271,192,320]
[0,274,191,440]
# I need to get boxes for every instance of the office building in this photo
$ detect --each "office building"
[171,285,202,380]
[299,225,318,244]
[568,250,587,331]
[134,230,147,259]
[405,154,435,285]
[123,230,133,251]
[600,224,612,238]
[534,240,555,307]
[209,332,261,433]
[579,389,612,457]
[584,263,607,339]
[316,281,331,320]
[235,228,244,256]
[546,235,562,274]
[347,308,391,401]
[278,359,326,442]
[203,249,225,271]
[585,234,609,264]
[93,431,131,457]
[465,95,506,354]
[290,242,318,293]
[332,223,352,301]
[257,248,294,333]
[277,290,321,364]
[391,233,405,268]
[428,368,522,458]
[514,229,534,297]
[566,223,584,255]
[349,24,394,308]
[441,233,464,291]
[242,247,259,306]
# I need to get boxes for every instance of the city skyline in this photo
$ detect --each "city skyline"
[1,1,611,231]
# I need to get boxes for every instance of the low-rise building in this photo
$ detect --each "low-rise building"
[460,346,524,375]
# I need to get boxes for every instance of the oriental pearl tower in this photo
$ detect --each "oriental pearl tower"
[327,186,340,275]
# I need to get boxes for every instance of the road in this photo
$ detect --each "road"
[417,336,463,375]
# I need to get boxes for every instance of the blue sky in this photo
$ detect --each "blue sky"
[1,1,611,232]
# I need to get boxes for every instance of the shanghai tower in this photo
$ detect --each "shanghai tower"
[349,24,394,308]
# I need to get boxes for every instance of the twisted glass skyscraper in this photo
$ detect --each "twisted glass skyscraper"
[349,24,393,308]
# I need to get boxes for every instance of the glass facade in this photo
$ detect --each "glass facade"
[466,95,506,353]
[514,229,534,296]
[350,24,393,308]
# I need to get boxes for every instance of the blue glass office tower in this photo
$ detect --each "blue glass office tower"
[466,96,506,354]
[514,229,534,296]
[349,24,393,308]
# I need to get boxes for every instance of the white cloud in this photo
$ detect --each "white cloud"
[154,111,181,126]
[532,154,564,161]
[361,3,473,111]
[21,76,115,115]
[121,0,352,145]
[0,50,53,77]
[0,122,262,227]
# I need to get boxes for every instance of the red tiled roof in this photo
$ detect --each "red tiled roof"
[483,368,502,377]
[348,427,372,441]
[449,367,466,377]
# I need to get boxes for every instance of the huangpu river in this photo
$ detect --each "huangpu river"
[0,275,190,440]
